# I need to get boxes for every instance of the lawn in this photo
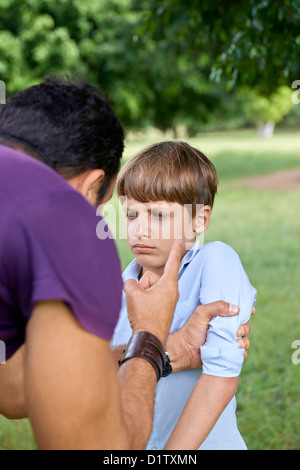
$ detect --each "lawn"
[1,129,300,450]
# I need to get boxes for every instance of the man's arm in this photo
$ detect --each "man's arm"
[25,300,165,450]
[166,303,254,372]
[0,344,27,419]
[25,240,182,450]
[25,300,130,449]
[0,305,252,425]
[111,303,253,371]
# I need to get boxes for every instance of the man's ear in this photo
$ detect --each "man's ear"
[81,169,105,204]
[68,169,105,205]
[193,205,212,235]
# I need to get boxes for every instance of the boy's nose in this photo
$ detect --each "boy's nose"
[135,217,149,238]
[127,215,150,240]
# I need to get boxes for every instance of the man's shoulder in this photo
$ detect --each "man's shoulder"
[0,143,65,182]
[0,144,79,230]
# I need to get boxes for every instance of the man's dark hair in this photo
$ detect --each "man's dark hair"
[0,76,125,202]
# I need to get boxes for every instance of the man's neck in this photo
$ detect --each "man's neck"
[0,136,40,161]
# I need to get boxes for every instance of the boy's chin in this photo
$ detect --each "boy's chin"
[135,255,166,270]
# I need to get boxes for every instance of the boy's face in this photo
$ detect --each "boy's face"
[124,198,211,276]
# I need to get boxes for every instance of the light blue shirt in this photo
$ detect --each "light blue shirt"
[112,241,257,450]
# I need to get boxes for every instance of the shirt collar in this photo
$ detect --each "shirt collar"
[122,258,142,281]
[179,239,201,273]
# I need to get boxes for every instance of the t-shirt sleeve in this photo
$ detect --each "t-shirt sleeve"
[7,190,123,341]
[199,242,257,378]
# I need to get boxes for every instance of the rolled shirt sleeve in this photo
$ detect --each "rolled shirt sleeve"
[199,242,257,378]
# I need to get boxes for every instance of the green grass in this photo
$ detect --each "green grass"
[0,416,36,450]
[1,128,300,450]
[206,188,300,449]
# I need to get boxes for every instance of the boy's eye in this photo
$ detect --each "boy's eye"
[151,211,164,219]
[126,211,138,219]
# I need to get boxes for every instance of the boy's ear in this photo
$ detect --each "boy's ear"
[193,205,212,234]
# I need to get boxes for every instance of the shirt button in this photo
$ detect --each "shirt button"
[150,446,158,450]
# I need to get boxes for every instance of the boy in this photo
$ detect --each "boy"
[111,141,257,450]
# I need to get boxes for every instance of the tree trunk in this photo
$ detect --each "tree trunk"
[257,121,275,138]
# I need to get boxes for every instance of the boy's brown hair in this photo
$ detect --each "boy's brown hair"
[117,141,218,212]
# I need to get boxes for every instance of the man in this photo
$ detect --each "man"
[0,78,251,449]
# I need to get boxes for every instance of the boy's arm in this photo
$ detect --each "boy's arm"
[166,302,253,371]
[164,243,256,449]
[164,374,239,450]
[111,301,252,371]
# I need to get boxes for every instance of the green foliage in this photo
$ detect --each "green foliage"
[0,0,143,126]
[0,1,298,135]
[0,0,87,93]
[241,86,294,124]
[136,0,300,94]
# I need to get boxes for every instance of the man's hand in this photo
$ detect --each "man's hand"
[166,302,254,372]
[236,307,255,359]
[124,240,182,345]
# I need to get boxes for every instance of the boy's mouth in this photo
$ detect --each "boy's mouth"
[132,243,155,254]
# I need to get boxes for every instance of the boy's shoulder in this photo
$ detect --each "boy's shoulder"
[197,241,254,292]
[189,241,244,275]
[180,241,243,280]
[199,240,240,261]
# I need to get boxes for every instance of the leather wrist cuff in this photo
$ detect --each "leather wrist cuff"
[162,352,172,377]
[119,331,169,381]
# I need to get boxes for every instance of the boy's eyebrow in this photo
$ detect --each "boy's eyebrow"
[125,201,176,213]
[126,207,162,213]
[128,206,172,214]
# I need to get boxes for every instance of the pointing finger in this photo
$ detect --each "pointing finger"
[160,239,182,283]
[139,270,160,290]
[123,278,139,296]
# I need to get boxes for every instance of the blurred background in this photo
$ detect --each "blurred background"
[0,0,299,450]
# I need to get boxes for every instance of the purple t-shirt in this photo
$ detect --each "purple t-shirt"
[0,144,123,360]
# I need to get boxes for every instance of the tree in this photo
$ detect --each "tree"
[1,0,298,134]
[133,0,300,95]
[0,0,146,128]
[241,87,294,137]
